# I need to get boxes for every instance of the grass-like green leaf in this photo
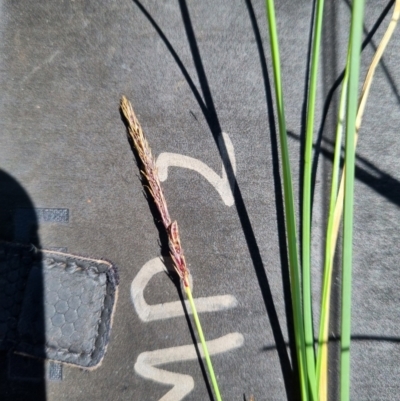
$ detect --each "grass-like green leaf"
[264,1,308,400]
[341,2,365,400]
[302,2,325,399]
[316,53,349,401]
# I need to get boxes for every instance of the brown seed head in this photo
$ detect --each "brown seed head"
[168,221,190,288]
[120,96,171,228]
[121,96,190,288]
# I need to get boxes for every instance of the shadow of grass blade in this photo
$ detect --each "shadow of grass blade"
[265,1,308,400]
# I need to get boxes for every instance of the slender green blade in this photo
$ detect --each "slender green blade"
[185,286,222,401]
[302,1,325,399]
[341,2,365,400]
[316,54,349,400]
[265,1,308,400]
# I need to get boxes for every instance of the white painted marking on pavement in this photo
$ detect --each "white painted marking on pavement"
[156,132,236,206]
[134,333,244,401]
[131,258,238,322]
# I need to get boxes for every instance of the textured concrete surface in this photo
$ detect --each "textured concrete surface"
[0,1,399,400]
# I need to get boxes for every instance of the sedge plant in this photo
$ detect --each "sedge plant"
[120,96,223,401]
[263,1,383,400]
[266,0,399,400]
[317,1,400,399]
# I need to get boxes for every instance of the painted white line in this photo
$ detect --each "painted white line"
[131,258,238,322]
[134,333,244,401]
[156,132,236,206]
